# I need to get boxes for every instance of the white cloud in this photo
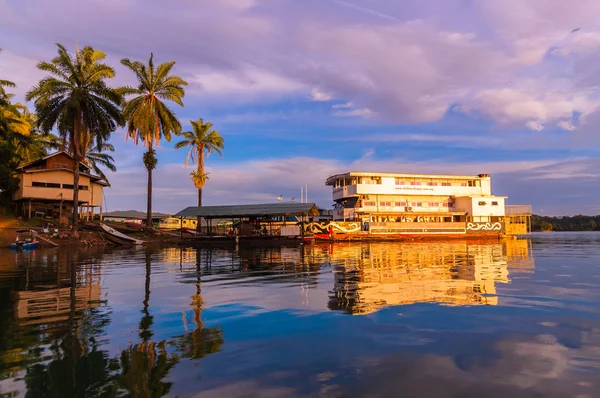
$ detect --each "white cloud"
[310,89,333,101]
[334,107,373,117]
[190,66,305,97]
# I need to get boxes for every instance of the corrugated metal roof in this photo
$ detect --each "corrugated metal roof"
[175,203,319,218]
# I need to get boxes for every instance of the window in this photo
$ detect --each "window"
[380,202,391,207]
[79,185,89,191]
[395,178,404,185]
[363,201,376,207]
[460,182,467,187]
[428,202,438,207]
[442,203,449,207]
[32,181,61,188]
[427,182,438,186]
[394,201,406,207]
[468,180,477,187]
[411,202,422,207]
[63,184,74,189]
[478,201,487,206]
[448,202,455,208]
[441,182,452,187]
[491,201,498,206]
[410,181,422,186]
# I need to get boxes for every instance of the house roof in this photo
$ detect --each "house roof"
[103,210,172,219]
[326,171,491,185]
[17,151,110,185]
[175,203,319,219]
[18,151,90,172]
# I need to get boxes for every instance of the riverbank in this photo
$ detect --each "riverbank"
[0,214,181,248]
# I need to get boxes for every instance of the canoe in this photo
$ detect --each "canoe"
[100,223,145,245]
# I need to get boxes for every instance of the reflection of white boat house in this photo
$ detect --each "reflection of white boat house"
[326,172,531,235]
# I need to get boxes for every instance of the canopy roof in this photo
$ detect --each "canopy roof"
[175,203,319,219]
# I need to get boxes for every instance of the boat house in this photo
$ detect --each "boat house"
[326,171,531,235]
[12,151,107,222]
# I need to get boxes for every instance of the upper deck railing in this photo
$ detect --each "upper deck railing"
[505,205,532,215]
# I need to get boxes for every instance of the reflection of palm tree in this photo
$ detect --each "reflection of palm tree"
[172,249,224,359]
[115,249,179,397]
[139,251,154,342]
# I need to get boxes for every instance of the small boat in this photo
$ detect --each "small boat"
[10,229,39,250]
[100,223,145,245]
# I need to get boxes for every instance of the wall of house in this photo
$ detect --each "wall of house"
[89,182,103,207]
[332,175,492,201]
[14,170,94,203]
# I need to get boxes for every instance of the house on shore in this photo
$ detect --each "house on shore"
[13,151,107,221]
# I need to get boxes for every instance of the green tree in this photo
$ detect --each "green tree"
[119,54,187,229]
[26,44,123,238]
[81,132,117,186]
[174,118,224,208]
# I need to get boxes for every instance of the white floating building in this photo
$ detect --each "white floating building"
[325,172,530,235]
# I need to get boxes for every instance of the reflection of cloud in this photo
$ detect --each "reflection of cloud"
[182,333,598,398]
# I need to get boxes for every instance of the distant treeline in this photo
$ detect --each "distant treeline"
[531,214,600,232]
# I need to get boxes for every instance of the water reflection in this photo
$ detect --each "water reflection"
[328,240,534,314]
[0,238,542,397]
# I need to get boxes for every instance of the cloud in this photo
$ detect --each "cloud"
[104,151,600,216]
[3,0,600,129]
[310,89,333,102]
[334,107,373,117]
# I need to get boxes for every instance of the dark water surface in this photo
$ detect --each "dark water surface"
[1,233,599,397]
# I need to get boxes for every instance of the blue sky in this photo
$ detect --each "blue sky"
[2,0,600,215]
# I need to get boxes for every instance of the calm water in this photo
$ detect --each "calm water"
[0,233,599,397]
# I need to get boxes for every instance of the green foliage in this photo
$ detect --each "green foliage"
[119,53,187,147]
[26,43,124,158]
[531,214,600,232]
[142,149,158,172]
[120,53,187,227]
[25,43,123,234]
[174,118,224,203]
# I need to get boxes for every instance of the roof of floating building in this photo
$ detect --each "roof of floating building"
[175,203,319,219]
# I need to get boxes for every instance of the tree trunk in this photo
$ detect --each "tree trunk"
[196,188,202,234]
[71,113,82,240]
[146,141,153,229]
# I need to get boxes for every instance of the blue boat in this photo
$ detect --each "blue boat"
[10,229,39,250]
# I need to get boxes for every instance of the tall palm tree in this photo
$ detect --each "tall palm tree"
[120,54,187,229]
[174,118,224,207]
[26,43,123,238]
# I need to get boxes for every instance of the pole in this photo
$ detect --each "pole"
[306,185,308,203]
[301,186,303,203]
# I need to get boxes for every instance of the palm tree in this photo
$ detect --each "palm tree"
[174,118,224,207]
[12,108,60,163]
[26,43,123,238]
[81,132,117,186]
[120,54,187,229]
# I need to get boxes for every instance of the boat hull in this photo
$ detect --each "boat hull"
[10,241,39,250]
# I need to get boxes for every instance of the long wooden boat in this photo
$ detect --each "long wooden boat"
[100,223,145,245]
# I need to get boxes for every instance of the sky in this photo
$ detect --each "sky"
[1,0,600,215]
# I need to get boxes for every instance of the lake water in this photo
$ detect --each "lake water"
[1,233,600,397]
